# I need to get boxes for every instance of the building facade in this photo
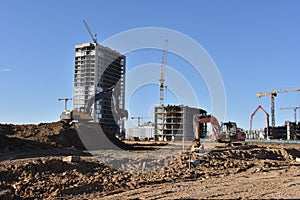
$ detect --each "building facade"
[154,105,207,141]
[73,43,126,133]
[126,122,155,140]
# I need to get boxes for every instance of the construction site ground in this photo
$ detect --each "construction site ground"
[0,122,300,199]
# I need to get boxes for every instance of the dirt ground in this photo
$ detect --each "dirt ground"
[0,122,300,199]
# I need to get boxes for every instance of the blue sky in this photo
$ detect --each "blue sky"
[0,0,300,130]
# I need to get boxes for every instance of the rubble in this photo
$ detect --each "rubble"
[0,122,299,199]
[0,144,299,199]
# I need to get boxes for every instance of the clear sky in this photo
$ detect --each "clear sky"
[0,0,300,130]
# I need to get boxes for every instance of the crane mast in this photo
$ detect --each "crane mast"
[159,39,168,106]
[256,87,300,136]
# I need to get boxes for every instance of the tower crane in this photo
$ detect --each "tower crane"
[279,106,300,123]
[131,116,151,126]
[83,20,97,44]
[58,98,72,110]
[256,87,300,136]
[159,39,168,106]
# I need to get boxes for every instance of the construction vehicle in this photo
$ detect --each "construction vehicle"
[191,114,246,152]
[60,86,128,123]
[249,105,270,138]
[59,87,112,123]
[60,109,93,123]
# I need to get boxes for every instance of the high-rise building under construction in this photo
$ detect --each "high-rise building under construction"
[73,43,126,133]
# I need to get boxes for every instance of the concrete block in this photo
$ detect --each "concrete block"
[63,156,81,163]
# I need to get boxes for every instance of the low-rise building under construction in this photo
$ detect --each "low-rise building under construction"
[154,105,207,141]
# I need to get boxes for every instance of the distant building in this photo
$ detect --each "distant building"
[73,43,126,133]
[126,123,155,140]
[272,121,300,140]
[154,105,207,141]
[246,129,265,140]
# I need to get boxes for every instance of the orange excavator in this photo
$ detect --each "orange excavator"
[191,114,246,152]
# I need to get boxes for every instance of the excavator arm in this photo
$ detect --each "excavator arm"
[192,114,222,152]
[192,114,245,151]
[84,87,114,115]
[194,114,221,141]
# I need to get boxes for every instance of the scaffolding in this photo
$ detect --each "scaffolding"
[154,105,207,141]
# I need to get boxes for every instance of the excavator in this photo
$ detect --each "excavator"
[60,86,128,123]
[191,114,246,152]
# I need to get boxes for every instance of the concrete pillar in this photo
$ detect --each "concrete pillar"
[287,121,290,140]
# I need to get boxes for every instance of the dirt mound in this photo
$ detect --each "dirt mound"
[0,121,299,199]
[0,122,86,150]
[1,144,299,199]
[136,144,297,184]
[0,122,134,152]
[0,157,133,199]
[0,134,14,151]
[0,134,50,152]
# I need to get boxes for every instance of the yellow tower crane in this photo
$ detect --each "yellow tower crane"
[256,87,300,136]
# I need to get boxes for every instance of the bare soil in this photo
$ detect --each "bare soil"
[0,122,300,199]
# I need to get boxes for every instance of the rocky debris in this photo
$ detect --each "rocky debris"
[0,157,133,199]
[0,144,299,199]
[97,151,179,173]
[1,122,300,199]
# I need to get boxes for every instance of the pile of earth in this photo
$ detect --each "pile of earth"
[0,144,299,199]
[0,122,85,150]
[0,134,52,152]
[145,144,298,182]
[0,122,134,152]
[0,158,131,199]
